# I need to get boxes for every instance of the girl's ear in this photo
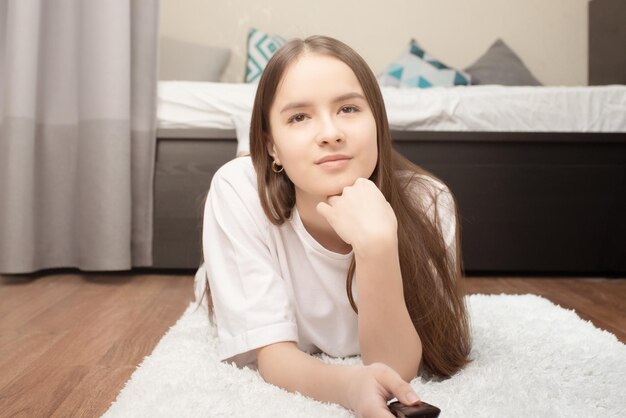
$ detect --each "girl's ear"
[266,138,278,162]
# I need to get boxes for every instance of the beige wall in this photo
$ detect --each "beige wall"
[159,0,590,86]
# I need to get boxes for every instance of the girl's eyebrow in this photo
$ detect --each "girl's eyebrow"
[279,92,366,114]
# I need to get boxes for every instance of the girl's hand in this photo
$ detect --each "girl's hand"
[347,363,421,418]
[316,178,397,255]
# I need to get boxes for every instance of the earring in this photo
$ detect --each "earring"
[272,160,284,173]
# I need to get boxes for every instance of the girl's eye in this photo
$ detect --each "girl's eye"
[340,105,359,114]
[287,113,307,124]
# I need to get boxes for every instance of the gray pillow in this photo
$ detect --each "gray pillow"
[159,37,231,82]
[465,39,542,86]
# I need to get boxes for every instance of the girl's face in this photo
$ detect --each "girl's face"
[267,53,378,200]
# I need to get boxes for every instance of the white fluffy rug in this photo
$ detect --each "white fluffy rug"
[102,294,626,417]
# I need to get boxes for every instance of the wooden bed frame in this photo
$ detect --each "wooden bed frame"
[589,0,626,85]
[153,129,626,275]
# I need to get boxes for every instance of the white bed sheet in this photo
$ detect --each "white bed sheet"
[157,81,626,155]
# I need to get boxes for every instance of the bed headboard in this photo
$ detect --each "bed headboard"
[589,0,626,85]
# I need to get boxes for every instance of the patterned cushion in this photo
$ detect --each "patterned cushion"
[378,39,471,88]
[245,28,287,83]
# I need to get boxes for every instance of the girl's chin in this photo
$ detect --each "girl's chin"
[297,187,346,201]
[295,177,361,199]
[320,185,352,198]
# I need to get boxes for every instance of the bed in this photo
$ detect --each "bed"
[153,82,626,275]
[152,1,626,275]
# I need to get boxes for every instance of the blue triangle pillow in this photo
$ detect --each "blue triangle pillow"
[378,39,471,88]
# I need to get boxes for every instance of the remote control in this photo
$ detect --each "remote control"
[388,400,441,418]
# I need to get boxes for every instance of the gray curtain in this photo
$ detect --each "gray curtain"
[0,0,159,273]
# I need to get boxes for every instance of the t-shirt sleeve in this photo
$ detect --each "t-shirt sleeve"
[202,162,298,368]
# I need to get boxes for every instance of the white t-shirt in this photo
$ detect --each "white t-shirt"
[195,156,456,368]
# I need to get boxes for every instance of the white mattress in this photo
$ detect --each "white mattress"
[157,81,626,155]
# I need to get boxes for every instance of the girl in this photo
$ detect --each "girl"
[195,35,471,417]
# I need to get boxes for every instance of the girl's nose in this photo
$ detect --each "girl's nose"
[316,115,345,144]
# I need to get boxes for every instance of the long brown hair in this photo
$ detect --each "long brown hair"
[200,35,471,377]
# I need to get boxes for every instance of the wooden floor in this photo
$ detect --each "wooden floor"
[0,272,624,417]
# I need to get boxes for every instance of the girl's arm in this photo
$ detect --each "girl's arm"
[355,238,423,381]
[315,178,422,381]
[256,341,421,416]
